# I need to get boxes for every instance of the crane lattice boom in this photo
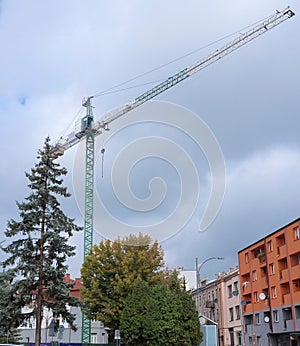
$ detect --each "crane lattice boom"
[52,7,294,157]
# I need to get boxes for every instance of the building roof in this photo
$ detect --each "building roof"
[64,273,82,298]
[238,217,300,253]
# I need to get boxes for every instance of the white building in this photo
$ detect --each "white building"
[19,306,108,345]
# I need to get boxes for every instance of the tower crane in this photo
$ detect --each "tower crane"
[51,7,294,343]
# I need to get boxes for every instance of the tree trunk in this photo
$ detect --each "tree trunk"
[35,291,43,346]
[35,187,47,346]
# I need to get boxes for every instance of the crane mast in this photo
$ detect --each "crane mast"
[51,7,294,343]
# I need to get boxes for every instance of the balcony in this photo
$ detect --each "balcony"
[286,319,294,332]
[260,276,268,288]
[292,290,300,303]
[279,268,289,282]
[242,283,251,295]
[277,244,286,258]
[242,302,253,314]
[297,318,300,331]
[283,293,291,305]
[291,264,300,279]
[258,255,267,265]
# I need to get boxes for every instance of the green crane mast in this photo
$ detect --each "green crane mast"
[81,97,95,342]
[51,7,294,343]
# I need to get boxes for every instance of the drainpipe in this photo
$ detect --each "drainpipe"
[264,238,274,335]
[284,228,296,331]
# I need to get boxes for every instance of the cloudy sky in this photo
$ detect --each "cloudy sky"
[0,0,299,280]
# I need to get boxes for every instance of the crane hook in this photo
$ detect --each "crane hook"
[101,148,105,178]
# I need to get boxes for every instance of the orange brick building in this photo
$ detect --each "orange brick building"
[238,218,300,346]
[64,273,82,299]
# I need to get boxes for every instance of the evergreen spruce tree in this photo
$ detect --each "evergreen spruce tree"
[0,269,22,343]
[1,137,82,346]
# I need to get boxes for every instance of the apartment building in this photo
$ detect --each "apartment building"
[196,277,219,323]
[238,218,300,346]
[192,268,243,346]
[218,268,243,346]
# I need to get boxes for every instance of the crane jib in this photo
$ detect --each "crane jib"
[93,6,295,132]
[134,68,189,105]
[52,7,295,154]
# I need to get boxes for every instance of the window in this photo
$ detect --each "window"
[257,336,262,346]
[267,240,273,252]
[273,310,279,322]
[235,305,240,320]
[245,252,249,263]
[237,331,242,346]
[294,279,300,292]
[255,313,260,325]
[252,270,257,281]
[271,286,277,299]
[294,226,300,240]
[234,281,239,292]
[269,263,275,275]
[254,291,259,303]
[229,307,234,321]
[249,336,253,345]
[228,284,233,298]
[91,333,97,344]
[229,328,234,346]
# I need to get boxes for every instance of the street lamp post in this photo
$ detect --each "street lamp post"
[195,256,224,314]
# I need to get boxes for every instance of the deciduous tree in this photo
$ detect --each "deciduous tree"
[81,234,202,344]
[81,233,165,334]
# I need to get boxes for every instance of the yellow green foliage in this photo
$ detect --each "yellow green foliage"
[80,233,165,331]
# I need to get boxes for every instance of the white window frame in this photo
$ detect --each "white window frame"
[245,252,249,263]
[267,240,273,252]
[91,333,97,344]
[257,335,262,346]
[273,310,279,322]
[294,226,300,240]
[271,286,277,299]
[253,270,257,281]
